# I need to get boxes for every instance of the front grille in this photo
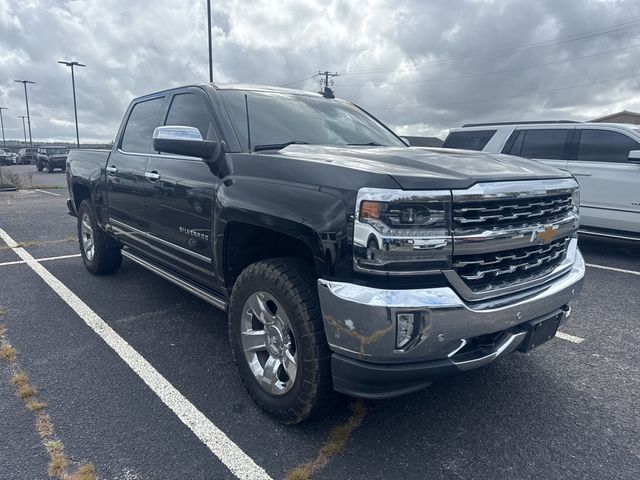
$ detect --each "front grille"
[453,193,572,233]
[453,237,570,293]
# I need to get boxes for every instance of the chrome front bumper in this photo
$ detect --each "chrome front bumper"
[318,247,585,365]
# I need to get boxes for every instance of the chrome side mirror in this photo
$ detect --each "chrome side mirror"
[628,150,640,164]
[152,126,220,160]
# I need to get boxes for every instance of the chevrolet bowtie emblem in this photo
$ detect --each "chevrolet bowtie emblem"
[533,226,556,244]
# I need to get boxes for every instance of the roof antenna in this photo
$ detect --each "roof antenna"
[244,93,252,152]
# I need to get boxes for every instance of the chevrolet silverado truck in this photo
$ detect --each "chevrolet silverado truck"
[66,84,585,424]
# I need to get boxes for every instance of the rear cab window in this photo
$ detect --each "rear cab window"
[442,130,496,151]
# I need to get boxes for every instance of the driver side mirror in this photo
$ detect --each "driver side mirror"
[628,150,640,164]
[153,126,220,160]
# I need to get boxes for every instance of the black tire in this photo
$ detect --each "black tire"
[77,200,122,274]
[36,162,44,172]
[229,258,332,424]
[47,163,54,173]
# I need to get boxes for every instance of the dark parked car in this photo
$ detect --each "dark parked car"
[67,84,585,423]
[17,147,39,165]
[0,149,11,166]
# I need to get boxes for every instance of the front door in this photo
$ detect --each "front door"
[143,90,222,290]
[106,95,166,250]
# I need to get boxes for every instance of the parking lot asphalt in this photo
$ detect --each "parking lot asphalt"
[0,186,639,480]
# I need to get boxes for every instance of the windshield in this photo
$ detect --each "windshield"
[219,90,405,150]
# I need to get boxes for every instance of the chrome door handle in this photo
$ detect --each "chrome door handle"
[572,172,592,177]
[106,165,118,175]
[145,171,161,182]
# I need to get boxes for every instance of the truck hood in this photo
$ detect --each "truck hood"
[279,145,571,189]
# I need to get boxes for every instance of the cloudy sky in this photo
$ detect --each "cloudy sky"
[1,0,640,143]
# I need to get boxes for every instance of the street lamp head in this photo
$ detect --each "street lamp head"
[14,79,36,84]
[58,60,86,67]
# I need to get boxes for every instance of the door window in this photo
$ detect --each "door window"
[165,93,215,141]
[576,129,640,163]
[120,97,165,153]
[516,129,570,160]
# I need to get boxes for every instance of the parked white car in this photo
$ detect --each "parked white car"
[442,122,640,240]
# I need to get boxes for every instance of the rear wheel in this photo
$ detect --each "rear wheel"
[77,200,122,274]
[47,162,54,173]
[36,161,43,171]
[229,258,332,424]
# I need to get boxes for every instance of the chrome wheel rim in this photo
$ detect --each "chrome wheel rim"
[80,213,95,261]
[240,291,297,395]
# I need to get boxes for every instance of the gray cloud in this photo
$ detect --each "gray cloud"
[1,0,640,143]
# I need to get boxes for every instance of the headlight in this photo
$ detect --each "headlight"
[571,187,580,214]
[353,188,452,275]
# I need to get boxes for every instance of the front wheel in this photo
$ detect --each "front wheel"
[229,258,332,424]
[77,200,122,274]
[47,163,54,173]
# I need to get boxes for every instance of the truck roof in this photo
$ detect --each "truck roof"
[132,83,325,103]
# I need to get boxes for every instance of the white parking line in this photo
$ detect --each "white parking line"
[0,253,81,267]
[0,226,271,480]
[586,263,640,276]
[555,331,585,344]
[34,189,62,197]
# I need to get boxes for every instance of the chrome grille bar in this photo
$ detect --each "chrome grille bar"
[452,237,570,292]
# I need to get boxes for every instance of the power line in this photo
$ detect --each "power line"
[278,75,317,88]
[366,72,640,111]
[341,18,640,77]
[338,41,640,89]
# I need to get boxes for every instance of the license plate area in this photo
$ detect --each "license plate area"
[517,312,563,353]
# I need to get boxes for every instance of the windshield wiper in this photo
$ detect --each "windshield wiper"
[253,141,310,152]
[346,142,386,146]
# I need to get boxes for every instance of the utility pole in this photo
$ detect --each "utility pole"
[58,60,86,148]
[315,71,339,98]
[18,115,28,147]
[14,80,35,149]
[0,107,7,148]
[207,0,213,82]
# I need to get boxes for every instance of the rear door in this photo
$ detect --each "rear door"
[143,88,222,289]
[106,95,167,250]
[502,128,573,171]
[567,127,640,234]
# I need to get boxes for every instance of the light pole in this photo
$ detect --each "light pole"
[14,80,35,150]
[58,60,86,148]
[17,115,27,147]
[0,107,7,148]
[207,0,213,82]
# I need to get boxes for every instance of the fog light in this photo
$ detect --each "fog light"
[396,313,416,349]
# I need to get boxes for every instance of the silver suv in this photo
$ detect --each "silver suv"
[443,122,640,240]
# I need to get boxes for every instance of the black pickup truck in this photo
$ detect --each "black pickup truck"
[67,84,585,423]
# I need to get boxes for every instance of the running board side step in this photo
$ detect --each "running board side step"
[579,229,640,242]
[121,249,228,312]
